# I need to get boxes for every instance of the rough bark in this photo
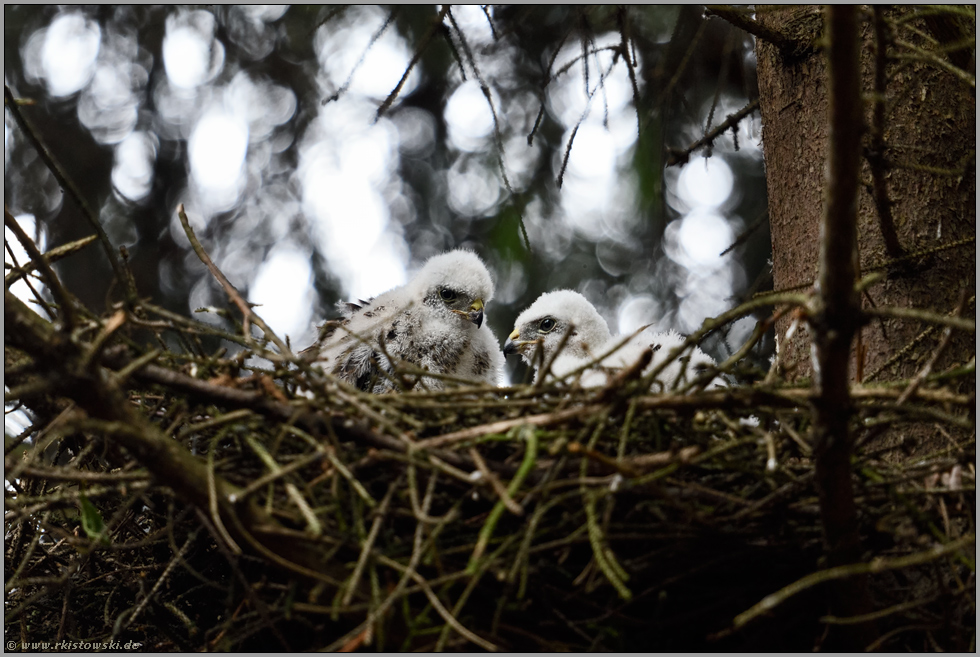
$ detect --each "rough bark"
[757,5,975,442]
[756,5,975,650]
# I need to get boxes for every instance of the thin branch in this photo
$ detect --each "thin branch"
[579,11,592,101]
[766,236,976,296]
[527,28,573,146]
[4,208,76,329]
[375,554,500,651]
[666,99,760,166]
[4,85,137,305]
[440,8,469,82]
[4,234,98,287]
[864,305,975,332]
[177,204,293,358]
[342,479,398,606]
[4,214,56,320]
[469,446,523,515]
[661,18,708,107]
[730,534,974,634]
[704,30,735,138]
[480,5,498,41]
[867,6,905,259]
[444,7,531,253]
[810,6,876,648]
[704,5,806,55]
[884,152,975,177]
[617,6,642,139]
[720,209,768,256]
[557,55,618,189]
[376,6,450,120]
[896,289,968,405]
[324,8,397,105]
[893,37,976,88]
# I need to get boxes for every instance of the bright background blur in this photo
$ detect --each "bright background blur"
[4,5,772,402]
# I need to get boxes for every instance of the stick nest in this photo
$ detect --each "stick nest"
[4,288,975,652]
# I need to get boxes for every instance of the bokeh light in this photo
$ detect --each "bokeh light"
[34,13,101,97]
[8,5,769,380]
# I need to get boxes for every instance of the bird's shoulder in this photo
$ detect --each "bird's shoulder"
[335,285,422,334]
[625,327,684,356]
[336,297,375,318]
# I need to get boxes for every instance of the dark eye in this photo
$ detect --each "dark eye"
[439,288,457,301]
[539,317,557,333]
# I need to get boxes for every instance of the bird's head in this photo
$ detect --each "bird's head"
[504,290,612,366]
[413,250,494,329]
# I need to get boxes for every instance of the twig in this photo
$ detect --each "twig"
[243,434,323,537]
[5,208,76,328]
[557,54,618,189]
[416,404,603,450]
[896,289,969,405]
[864,305,975,332]
[527,28,573,146]
[322,489,454,652]
[867,327,936,384]
[661,18,709,105]
[12,467,149,483]
[893,37,976,88]
[374,553,500,651]
[177,204,293,358]
[376,6,449,120]
[765,236,976,298]
[342,479,399,606]
[582,487,632,600]
[884,153,975,177]
[466,426,538,571]
[730,534,975,631]
[231,450,327,503]
[704,5,805,54]
[821,594,940,625]
[324,8,397,105]
[616,6,641,139]
[534,323,576,388]
[444,6,531,254]
[469,446,523,515]
[480,5,498,41]
[867,6,905,259]
[126,532,197,626]
[4,86,136,304]
[703,29,735,140]
[666,99,760,167]
[4,234,98,286]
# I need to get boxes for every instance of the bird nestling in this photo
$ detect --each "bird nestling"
[504,289,725,391]
[307,250,504,393]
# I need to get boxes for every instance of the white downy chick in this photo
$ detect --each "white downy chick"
[504,289,725,391]
[309,250,503,393]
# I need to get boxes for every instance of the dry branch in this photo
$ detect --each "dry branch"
[809,6,875,648]
[5,268,974,649]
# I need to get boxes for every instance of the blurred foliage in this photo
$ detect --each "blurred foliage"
[4,5,771,378]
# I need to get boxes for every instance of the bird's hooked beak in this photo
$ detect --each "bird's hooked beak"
[468,299,485,328]
[503,328,522,357]
[452,299,485,328]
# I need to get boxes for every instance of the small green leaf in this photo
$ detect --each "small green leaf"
[78,495,109,545]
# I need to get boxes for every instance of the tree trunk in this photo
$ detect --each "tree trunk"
[757,4,975,439]
[756,5,975,650]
